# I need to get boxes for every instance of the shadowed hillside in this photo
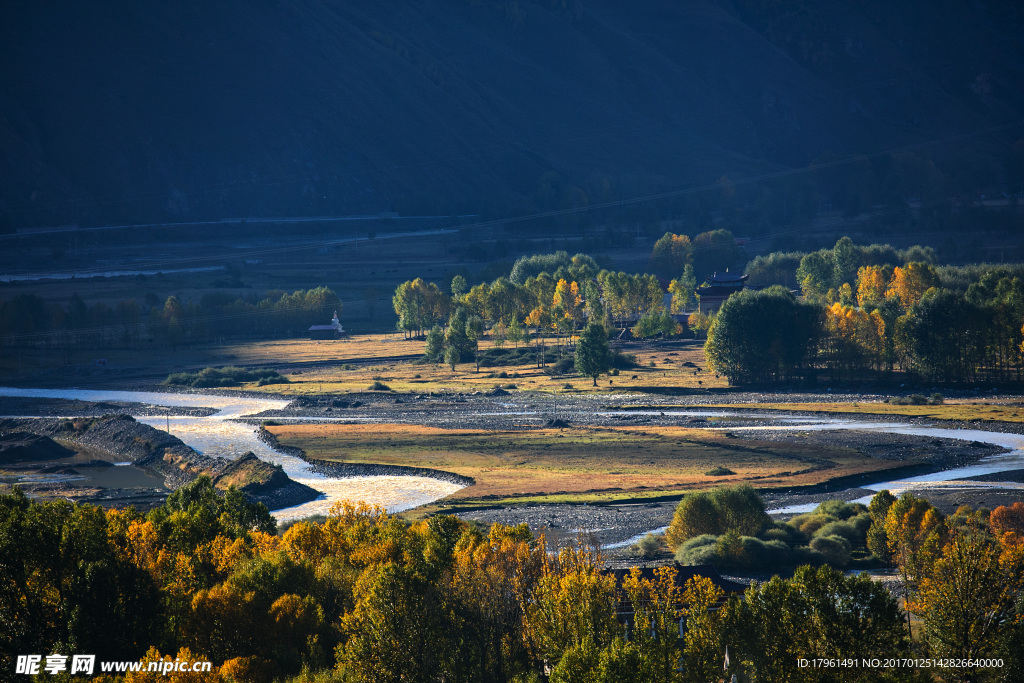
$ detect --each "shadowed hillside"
[1,0,1023,229]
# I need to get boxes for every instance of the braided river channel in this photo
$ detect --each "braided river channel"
[4,388,1024,531]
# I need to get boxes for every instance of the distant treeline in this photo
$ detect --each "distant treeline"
[0,286,341,350]
[707,238,1024,384]
[397,235,1024,385]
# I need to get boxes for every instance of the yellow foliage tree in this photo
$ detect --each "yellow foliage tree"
[855,265,890,308]
[916,529,1024,668]
[124,647,220,683]
[885,262,937,308]
[521,544,618,670]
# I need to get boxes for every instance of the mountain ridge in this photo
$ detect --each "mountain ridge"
[1,0,1022,230]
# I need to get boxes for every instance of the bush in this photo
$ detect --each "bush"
[164,366,289,388]
[761,521,805,545]
[548,357,576,375]
[888,394,928,405]
[610,352,639,369]
[813,500,866,520]
[809,535,851,567]
[929,392,944,405]
[666,484,770,547]
[633,533,664,559]
[368,380,391,391]
[675,537,720,566]
[705,466,735,476]
[814,520,860,545]
[790,514,832,538]
[850,512,873,537]
[479,346,558,368]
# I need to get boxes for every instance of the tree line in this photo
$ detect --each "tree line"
[0,287,341,351]
[706,237,1024,384]
[6,481,1021,682]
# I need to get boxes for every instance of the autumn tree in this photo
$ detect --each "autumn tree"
[649,232,694,280]
[521,544,618,672]
[886,262,938,308]
[856,265,890,308]
[668,264,696,313]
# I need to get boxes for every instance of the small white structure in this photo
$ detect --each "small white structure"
[309,311,346,340]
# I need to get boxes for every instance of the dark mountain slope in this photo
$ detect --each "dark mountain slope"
[1,0,1021,229]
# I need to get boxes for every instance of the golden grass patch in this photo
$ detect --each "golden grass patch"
[267,422,910,505]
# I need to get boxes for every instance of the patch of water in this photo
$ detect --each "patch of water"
[0,387,466,518]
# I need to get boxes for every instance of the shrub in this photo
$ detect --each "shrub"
[633,533,664,559]
[850,512,873,538]
[368,380,391,391]
[761,521,805,545]
[548,357,576,375]
[928,392,944,405]
[666,484,770,547]
[790,514,832,538]
[889,393,928,405]
[705,466,735,477]
[814,520,860,545]
[809,535,851,567]
[675,537,720,566]
[164,366,289,388]
[610,352,639,369]
[813,500,866,520]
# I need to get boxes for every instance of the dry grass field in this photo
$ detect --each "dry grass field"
[240,334,731,395]
[266,422,913,507]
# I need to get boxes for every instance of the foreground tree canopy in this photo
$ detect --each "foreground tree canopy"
[4,482,1024,682]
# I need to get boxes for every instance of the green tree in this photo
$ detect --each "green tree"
[866,490,896,563]
[424,325,445,363]
[508,316,526,349]
[692,229,741,279]
[704,287,822,384]
[668,264,696,313]
[574,323,611,386]
[650,232,694,280]
[451,274,468,298]
[796,250,835,302]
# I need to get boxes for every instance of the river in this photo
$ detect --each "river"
[0,387,464,521]
[3,387,1024,525]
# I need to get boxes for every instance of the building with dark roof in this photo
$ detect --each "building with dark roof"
[695,270,748,312]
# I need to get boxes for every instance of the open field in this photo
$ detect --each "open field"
[243,335,729,395]
[1,328,733,393]
[705,401,1024,424]
[266,422,915,507]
